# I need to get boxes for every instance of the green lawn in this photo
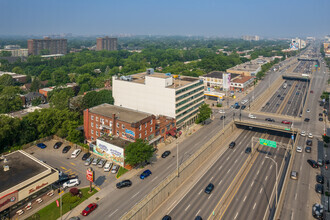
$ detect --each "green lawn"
[116,167,129,178]
[27,187,97,220]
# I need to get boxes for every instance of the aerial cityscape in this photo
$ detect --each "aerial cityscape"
[1,0,330,220]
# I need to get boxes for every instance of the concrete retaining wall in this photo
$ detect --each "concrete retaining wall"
[122,121,236,220]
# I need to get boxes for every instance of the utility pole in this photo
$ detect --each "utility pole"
[176,141,179,177]
[266,156,278,208]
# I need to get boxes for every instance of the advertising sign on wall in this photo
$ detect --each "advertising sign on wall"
[223,73,231,91]
[93,139,125,166]
[0,191,18,212]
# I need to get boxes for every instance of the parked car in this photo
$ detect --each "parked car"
[306,109,310,113]
[300,130,306,136]
[306,140,312,146]
[317,159,324,166]
[307,159,318,168]
[304,118,310,122]
[82,203,97,216]
[296,146,302,153]
[308,133,313,139]
[98,159,107,168]
[220,115,226,120]
[281,120,292,124]
[315,184,324,194]
[204,183,214,194]
[316,175,324,184]
[111,165,119,174]
[305,147,311,153]
[63,178,80,189]
[319,113,323,117]
[162,151,171,158]
[241,105,246,110]
[37,143,47,149]
[82,153,91,161]
[104,162,113,172]
[116,180,132,189]
[140,169,152,179]
[71,149,81,158]
[62,145,71,153]
[55,174,77,185]
[53,142,63,149]
[290,171,298,180]
[92,158,100,166]
[245,147,251,154]
[312,203,324,219]
[229,141,236,149]
[84,157,94,166]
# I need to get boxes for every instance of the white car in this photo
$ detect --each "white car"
[296,146,302,153]
[104,162,113,172]
[300,130,306,136]
[308,133,313,139]
[71,149,81,158]
[219,110,225,114]
[248,114,256,119]
[306,109,310,113]
[111,165,119,174]
[62,178,80,188]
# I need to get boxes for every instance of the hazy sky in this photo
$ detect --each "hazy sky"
[1,0,329,38]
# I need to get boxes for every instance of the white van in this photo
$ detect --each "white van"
[71,149,81,158]
[104,162,113,172]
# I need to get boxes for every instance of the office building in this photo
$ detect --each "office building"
[96,36,117,51]
[112,69,204,128]
[242,35,260,41]
[27,37,67,55]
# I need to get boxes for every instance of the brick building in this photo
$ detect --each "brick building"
[96,36,117,51]
[27,37,67,55]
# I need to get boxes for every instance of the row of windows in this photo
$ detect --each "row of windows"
[176,91,204,107]
[176,85,204,101]
[176,102,203,119]
[176,97,204,114]
[91,116,153,130]
[175,80,203,95]
[176,109,200,125]
[91,128,152,138]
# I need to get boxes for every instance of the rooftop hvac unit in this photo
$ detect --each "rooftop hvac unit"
[147,68,154,75]
[120,76,132,81]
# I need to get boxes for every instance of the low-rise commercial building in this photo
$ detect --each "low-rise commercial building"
[0,71,27,83]
[230,76,255,92]
[199,71,240,88]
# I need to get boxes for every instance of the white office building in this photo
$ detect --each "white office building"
[112,69,204,128]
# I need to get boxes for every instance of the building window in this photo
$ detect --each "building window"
[145,123,147,128]
[122,124,125,129]
[117,131,119,136]
[150,127,153,132]
[100,118,104,124]
[96,124,98,129]
[139,133,141,138]
[96,131,99,136]
[91,122,94,128]
[91,129,94,134]
[117,123,119,128]
[91,137,94,140]
[150,119,153,125]
[145,130,147,135]
[91,115,94,120]
[139,125,142,130]
[96,117,98,122]
[122,132,125,137]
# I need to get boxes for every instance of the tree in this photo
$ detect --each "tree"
[0,51,12,57]
[196,103,212,124]
[31,97,42,106]
[40,49,50,55]
[124,139,154,166]
[50,89,74,110]
[0,74,15,86]
[12,66,24,74]
[30,77,41,92]
[0,115,21,151]
[82,90,114,109]
[0,86,23,113]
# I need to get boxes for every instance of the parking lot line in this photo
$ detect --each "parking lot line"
[61,166,67,170]
[70,162,76,166]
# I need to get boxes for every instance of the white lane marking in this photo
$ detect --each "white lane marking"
[167,200,177,211]
[227,168,231,174]
[185,204,191,211]
[270,165,273,169]
[227,156,230,161]
[235,159,238,164]
[253,203,256,210]
[300,166,302,172]
[265,175,268,181]
[108,209,118,217]
[243,195,247,202]
[208,194,213,200]
[262,160,265,165]
[198,189,203,195]
[151,176,158,182]
[234,212,239,219]
[241,151,243,155]
[218,180,223,185]
[210,176,214,181]
[196,209,201,216]
[220,165,223,170]
[132,191,140,198]
[251,182,254,187]
[274,155,277,159]
[259,188,263,194]
[295,193,297,200]
[257,170,260,175]
[233,148,236,152]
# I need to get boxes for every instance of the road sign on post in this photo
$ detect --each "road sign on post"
[259,138,277,148]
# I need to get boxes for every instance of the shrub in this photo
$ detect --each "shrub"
[70,188,79,196]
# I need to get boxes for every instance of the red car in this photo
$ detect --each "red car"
[281,120,292,124]
[310,90,313,93]
[82,203,97,216]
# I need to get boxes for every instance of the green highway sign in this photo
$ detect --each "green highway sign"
[259,138,277,148]
[315,65,318,67]
[284,128,290,130]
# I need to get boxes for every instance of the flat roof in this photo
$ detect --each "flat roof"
[232,76,254,83]
[0,151,48,193]
[97,136,131,149]
[88,103,152,124]
[202,71,240,79]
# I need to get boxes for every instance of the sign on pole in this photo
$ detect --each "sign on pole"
[259,138,277,148]
[284,128,290,131]
[86,168,94,182]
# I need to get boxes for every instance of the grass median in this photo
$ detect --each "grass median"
[116,167,128,178]
[27,187,98,220]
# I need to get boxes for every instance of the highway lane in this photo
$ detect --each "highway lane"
[261,80,288,113]
[281,81,308,116]
[221,132,290,220]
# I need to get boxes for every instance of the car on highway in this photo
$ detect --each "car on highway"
[63,178,80,189]
[300,130,306,136]
[71,149,81,158]
[317,159,324,167]
[288,101,291,104]
[220,115,226,120]
[204,183,214,194]
[241,105,246,110]
[82,152,91,161]
[84,157,93,166]
[307,159,318,168]
[104,162,113,172]
[310,90,314,93]
[319,113,323,117]
[315,184,324,194]
[306,109,310,113]
[229,141,236,149]
[111,164,119,174]
[116,180,132,189]
[304,118,310,122]
[162,215,172,220]
[308,133,313,139]
[296,146,302,153]
[53,142,63,149]
[140,169,152,179]
[62,145,71,153]
[281,120,292,124]
[161,151,171,158]
[265,118,275,122]
[92,158,100,166]
[37,143,47,149]
[245,147,251,154]
[195,216,202,220]
[266,102,270,105]
[280,97,284,100]
[290,171,298,180]
[98,159,107,168]
[316,175,324,184]
[305,147,311,153]
[82,203,97,216]
[219,110,225,113]
[306,140,312,146]
[277,94,281,97]
[319,117,324,121]
[248,114,256,119]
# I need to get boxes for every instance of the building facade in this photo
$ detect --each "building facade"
[96,37,117,51]
[27,37,67,55]
[112,70,204,128]
[230,76,255,92]
[242,35,260,41]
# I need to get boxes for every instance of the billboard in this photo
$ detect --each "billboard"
[86,168,94,182]
[223,73,231,91]
[94,139,125,166]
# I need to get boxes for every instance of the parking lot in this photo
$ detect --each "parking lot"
[25,139,118,190]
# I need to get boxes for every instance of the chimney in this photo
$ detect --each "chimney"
[112,114,116,136]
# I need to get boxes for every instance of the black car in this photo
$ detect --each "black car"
[266,102,270,105]
[82,152,91,161]
[235,105,240,109]
[195,216,202,220]
[161,151,171,158]
[220,115,226,120]
[306,140,312,146]
[304,118,310,122]
[288,101,291,104]
[319,113,323,117]
[162,215,172,220]
[53,142,63,149]
[319,118,323,121]
[277,94,281,97]
[265,118,275,122]
[62,145,71,153]
[245,147,251,154]
[280,97,284,100]
[55,174,77,185]
[305,147,311,153]
[316,175,324,184]
[307,159,318,168]
[116,180,132,189]
[241,105,246,110]
[205,183,214,194]
[229,141,236,149]
[315,184,324,194]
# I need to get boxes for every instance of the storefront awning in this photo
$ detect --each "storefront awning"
[149,135,162,144]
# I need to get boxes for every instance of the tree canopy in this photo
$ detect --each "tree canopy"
[124,139,154,166]
[196,103,212,124]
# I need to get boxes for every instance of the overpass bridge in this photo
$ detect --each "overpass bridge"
[282,74,311,81]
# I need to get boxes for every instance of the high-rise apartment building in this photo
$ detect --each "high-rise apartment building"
[242,35,260,41]
[96,36,117,51]
[27,37,67,55]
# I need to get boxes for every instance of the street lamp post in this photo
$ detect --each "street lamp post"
[265,156,278,208]
[176,141,179,177]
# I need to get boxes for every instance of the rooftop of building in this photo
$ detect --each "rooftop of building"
[0,151,48,193]
[97,136,131,149]
[202,71,240,79]
[41,54,65,58]
[115,71,200,89]
[232,76,254,84]
[0,71,26,78]
[88,103,153,124]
